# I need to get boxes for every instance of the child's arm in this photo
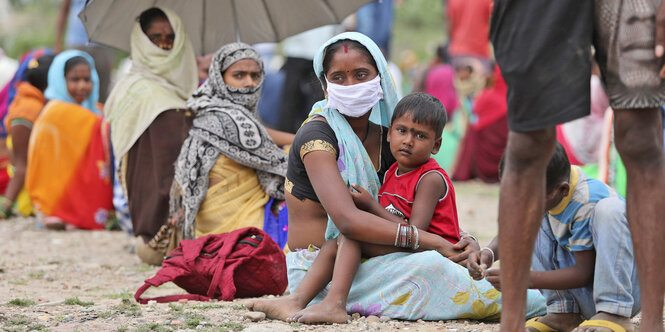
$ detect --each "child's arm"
[467,235,498,280]
[349,184,404,224]
[485,249,595,291]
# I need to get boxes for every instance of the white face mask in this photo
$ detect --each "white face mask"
[325,75,383,118]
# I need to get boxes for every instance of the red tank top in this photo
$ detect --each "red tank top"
[379,158,461,244]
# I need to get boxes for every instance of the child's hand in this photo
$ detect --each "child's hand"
[467,249,494,280]
[485,268,501,291]
[349,184,374,211]
[449,237,480,266]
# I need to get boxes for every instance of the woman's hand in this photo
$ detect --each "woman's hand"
[349,184,375,211]
[467,249,495,280]
[448,236,480,265]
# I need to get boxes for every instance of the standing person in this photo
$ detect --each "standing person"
[167,42,291,252]
[55,0,114,102]
[445,0,493,75]
[355,0,393,54]
[26,50,112,230]
[104,7,198,265]
[490,0,665,330]
[276,26,336,134]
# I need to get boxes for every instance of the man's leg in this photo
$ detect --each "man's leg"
[613,108,665,332]
[499,128,557,332]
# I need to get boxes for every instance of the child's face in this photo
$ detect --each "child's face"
[544,183,569,212]
[65,63,93,105]
[387,112,442,174]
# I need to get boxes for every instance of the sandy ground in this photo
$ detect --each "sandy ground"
[0,181,640,331]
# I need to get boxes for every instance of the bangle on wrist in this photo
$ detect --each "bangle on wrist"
[481,247,495,263]
[460,232,478,243]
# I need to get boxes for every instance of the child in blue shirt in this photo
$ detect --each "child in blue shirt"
[468,143,640,332]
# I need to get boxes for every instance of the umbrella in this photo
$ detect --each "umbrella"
[79,0,376,56]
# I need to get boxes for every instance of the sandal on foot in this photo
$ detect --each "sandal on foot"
[578,319,627,332]
[526,316,557,332]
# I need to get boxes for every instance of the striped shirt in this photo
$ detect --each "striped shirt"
[546,166,623,251]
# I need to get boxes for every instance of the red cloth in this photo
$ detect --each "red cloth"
[135,227,288,303]
[424,64,459,117]
[379,158,461,244]
[447,0,493,58]
[453,66,508,182]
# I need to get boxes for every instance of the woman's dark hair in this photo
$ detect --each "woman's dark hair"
[436,44,451,64]
[391,92,447,138]
[64,56,90,75]
[498,142,571,193]
[321,39,377,78]
[138,7,168,34]
[26,54,55,92]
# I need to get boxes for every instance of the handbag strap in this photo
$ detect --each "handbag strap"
[134,282,211,304]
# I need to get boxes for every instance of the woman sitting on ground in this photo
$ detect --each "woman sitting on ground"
[249,32,546,322]
[104,7,198,264]
[167,42,292,250]
[0,53,54,218]
[26,50,112,230]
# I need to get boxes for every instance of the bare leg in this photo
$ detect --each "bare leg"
[289,235,361,324]
[613,108,665,332]
[526,313,583,332]
[499,129,557,332]
[247,238,339,321]
[571,312,634,332]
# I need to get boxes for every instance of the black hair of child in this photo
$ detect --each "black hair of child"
[545,142,571,193]
[321,39,377,79]
[391,92,447,138]
[26,54,55,92]
[138,7,169,34]
[498,141,571,193]
[64,56,90,75]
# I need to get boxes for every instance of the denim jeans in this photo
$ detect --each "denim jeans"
[532,197,641,318]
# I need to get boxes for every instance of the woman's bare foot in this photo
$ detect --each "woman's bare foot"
[287,299,349,324]
[527,313,583,332]
[245,295,306,321]
[572,312,633,332]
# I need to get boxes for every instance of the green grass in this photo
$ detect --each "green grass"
[63,297,94,306]
[28,272,44,279]
[115,327,129,332]
[111,298,142,317]
[136,323,172,332]
[218,322,245,331]
[231,304,246,311]
[8,315,30,325]
[190,303,225,310]
[7,298,35,306]
[8,280,27,285]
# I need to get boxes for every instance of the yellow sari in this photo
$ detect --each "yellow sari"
[194,155,268,238]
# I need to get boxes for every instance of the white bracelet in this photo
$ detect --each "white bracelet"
[480,247,495,263]
[411,224,419,250]
[460,232,478,243]
[394,223,401,247]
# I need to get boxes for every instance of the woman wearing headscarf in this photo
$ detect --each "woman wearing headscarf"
[104,7,198,264]
[0,54,55,219]
[166,42,291,254]
[248,32,545,322]
[26,50,112,230]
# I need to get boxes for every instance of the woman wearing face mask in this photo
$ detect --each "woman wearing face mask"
[26,50,112,230]
[104,7,198,264]
[164,42,292,255]
[248,32,546,322]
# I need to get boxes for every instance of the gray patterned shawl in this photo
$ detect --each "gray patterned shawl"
[171,42,288,239]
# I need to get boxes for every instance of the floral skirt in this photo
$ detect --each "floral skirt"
[287,248,546,321]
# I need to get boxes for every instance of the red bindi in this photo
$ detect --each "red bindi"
[343,44,348,53]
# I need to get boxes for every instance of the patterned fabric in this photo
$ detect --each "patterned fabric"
[299,140,336,160]
[287,248,547,320]
[594,0,665,109]
[104,6,198,161]
[546,166,623,251]
[172,42,287,239]
[44,50,100,114]
[306,32,401,240]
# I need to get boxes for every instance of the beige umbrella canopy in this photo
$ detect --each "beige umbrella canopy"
[79,0,375,56]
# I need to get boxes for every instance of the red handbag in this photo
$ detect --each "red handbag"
[135,227,288,304]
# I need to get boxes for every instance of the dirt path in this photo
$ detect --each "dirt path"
[0,181,640,331]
